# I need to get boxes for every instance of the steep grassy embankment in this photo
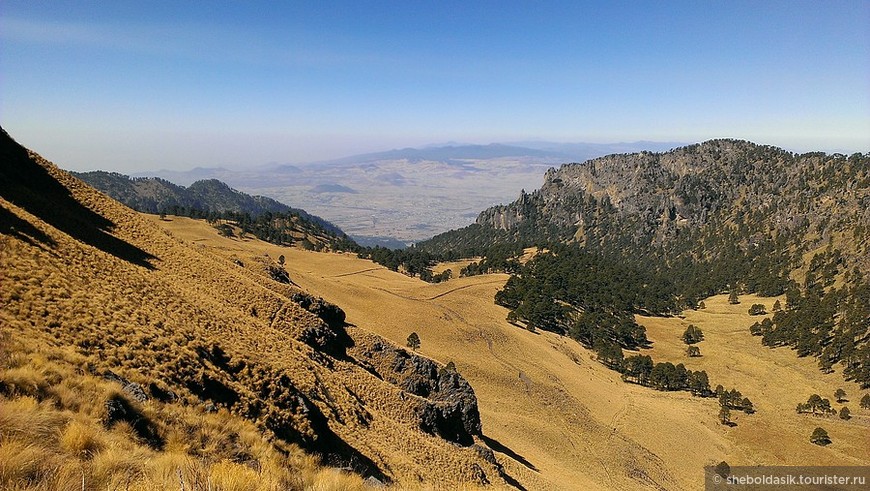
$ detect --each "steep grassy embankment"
[0,128,506,489]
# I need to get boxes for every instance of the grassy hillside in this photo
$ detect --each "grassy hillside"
[152,216,870,490]
[0,128,507,489]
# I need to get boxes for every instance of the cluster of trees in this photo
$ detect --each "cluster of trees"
[177,208,358,251]
[796,394,834,416]
[682,325,704,344]
[716,386,754,425]
[810,427,831,446]
[356,246,453,282]
[717,385,754,413]
[494,246,678,344]
[748,304,767,315]
[796,391,855,420]
[749,255,870,387]
[621,355,713,396]
[358,242,525,283]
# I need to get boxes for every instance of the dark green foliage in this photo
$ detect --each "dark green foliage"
[719,406,731,425]
[728,291,740,305]
[215,223,235,237]
[810,427,831,446]
[698,301,706,310]
[749,317,773,336]
[622,355,654,386]
[716,388,753,413]
[772,299,782,312]
[494,246,675,348]
[595,341,624,370]
[834,388,846,402]
[741,397,754,414]
[748,304,767,315]
[682,325,704,345]
[861,394,870,409]
[762,275,870,387]
[839,406,850,420]
[621,355,712,397]
[686,345,701,357]
[687,370,711,396]
[406,332,421,350]
[797,394,834,415]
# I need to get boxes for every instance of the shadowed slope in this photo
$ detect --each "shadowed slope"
[0,127,156,269]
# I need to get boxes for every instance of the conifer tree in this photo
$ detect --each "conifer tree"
[406,332,421,350]
[810,427,830,446]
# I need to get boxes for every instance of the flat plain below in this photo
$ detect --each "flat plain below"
[150,215,870,490]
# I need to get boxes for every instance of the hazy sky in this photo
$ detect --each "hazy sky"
[2,1,868,172]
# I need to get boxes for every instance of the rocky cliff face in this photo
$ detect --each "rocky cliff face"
[351,333,482,446]
[474,139,869,273]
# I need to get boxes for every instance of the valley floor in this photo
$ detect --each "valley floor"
[151,215,870,491]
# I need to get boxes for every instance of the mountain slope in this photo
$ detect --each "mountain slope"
[153,216,870,490]
[0,128,509,488]
[417,140,870,385]
[73,171,346,238]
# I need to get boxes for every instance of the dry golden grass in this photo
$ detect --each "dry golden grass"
[1,147,506,489]
[152,217,870,490]
[637,294,870,467]
[431,258,480,279]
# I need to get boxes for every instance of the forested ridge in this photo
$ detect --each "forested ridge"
[74,171,356,251]
[409,140,870,387]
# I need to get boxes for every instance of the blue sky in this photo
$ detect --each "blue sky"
[1,1,868,172]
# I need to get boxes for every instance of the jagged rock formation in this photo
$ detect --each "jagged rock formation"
[352,334,482,446]
[476,140,867,261]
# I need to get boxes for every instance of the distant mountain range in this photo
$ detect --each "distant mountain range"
[129,141,684,246]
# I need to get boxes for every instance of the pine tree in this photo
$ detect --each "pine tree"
[772,299,782,312]
[719,406,731,425]
[834,388,846,402]
[810,427,831,446]
[728,290,739,304]
[406,332,421,350]
[741,397,754,414]
[861,394,870,409]
[839,407,850,420]
[748,304,767,315]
